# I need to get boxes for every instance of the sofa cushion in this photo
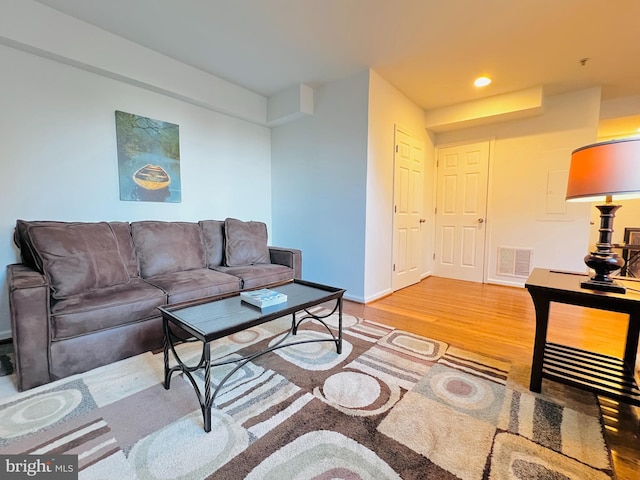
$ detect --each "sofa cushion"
[16,220,138,278]
[26,222,130,299]
[15,220,67,272]
[49,315,165,381]
[131,221,206,278]
[144,268,241,304]
[109,221,139,278]
[50,278,166,340]
[224,218,270,267]
[199,220,225,267]
[215,264,294,290]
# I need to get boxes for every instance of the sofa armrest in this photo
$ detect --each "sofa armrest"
[269,247,302,279]
[7,264,52,391]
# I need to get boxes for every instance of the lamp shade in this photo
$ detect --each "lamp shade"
[566,138,640,202]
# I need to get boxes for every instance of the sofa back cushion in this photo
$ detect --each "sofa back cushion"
[26,222,130,299]
[109,222,140,278]
[15,220,67,272]
[224,218,271,267]
[199,220,225,267]
[131,221,206,278]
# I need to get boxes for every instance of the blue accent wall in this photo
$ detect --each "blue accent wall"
[271,71,370,300]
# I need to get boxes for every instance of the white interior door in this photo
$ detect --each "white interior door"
[433,141,490,282]
[392,127,424,291]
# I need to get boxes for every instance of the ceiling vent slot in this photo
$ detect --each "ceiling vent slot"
[497,247,533,277]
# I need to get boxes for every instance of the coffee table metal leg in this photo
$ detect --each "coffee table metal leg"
[162,321,213,432]
[337,298,343,354]
[163,318,171,389]
[203,343,212,432]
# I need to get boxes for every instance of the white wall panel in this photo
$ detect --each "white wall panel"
[461,227,477,267]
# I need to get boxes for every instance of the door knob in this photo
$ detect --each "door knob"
[419,218,426,223]
[477,218,484,224]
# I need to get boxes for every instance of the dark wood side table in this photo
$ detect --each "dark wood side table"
[525,268,640,405]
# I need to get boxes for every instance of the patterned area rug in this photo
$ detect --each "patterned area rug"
[0,309,614,479]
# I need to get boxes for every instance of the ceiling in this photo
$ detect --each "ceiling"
[34,0,640,134]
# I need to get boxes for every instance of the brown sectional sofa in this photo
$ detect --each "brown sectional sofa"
[7,218,301,391]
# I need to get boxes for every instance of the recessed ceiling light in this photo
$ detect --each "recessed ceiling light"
[474,76,492,88]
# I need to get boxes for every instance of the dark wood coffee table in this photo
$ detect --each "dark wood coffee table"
[158,279,345,432]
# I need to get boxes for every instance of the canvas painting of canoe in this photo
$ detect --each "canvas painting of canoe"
[133,164,171,191]
[115,110,181,203]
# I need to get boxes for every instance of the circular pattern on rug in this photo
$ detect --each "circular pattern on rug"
[314,372,400,416]
[128,410,249,479]
[0,389,83,438]
[323,372,381,408]
[312,312,359,330]
[270,331,352,371]
[229,329,261,344]
[244,430,402,480]
[429,370,495,410]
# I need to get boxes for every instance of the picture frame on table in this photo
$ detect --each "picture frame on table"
[622,227,640,277]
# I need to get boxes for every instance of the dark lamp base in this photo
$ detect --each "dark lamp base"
[580,278,626,294]
[580,202,626,295]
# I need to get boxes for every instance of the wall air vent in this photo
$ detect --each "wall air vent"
[497,247,533,277]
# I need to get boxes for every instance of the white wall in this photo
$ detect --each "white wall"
[0,0,267,124]
[0,44,272,338]
[271,71,370,300]
[366,70,433,301]
[435,88,602,286]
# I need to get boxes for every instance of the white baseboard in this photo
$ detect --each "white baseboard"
[363,288,392,303]
[343,287,393,304]
[343,292,365,303]
[347,274,433,305]
[486,277,526,288]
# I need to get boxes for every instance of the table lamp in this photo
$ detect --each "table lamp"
[566,138,640,293]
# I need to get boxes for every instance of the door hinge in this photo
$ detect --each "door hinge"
[434,207,437,214]
[433,253,436,260]
[394,205,397,213]
[393,264,396,272]
[395,145,398,153]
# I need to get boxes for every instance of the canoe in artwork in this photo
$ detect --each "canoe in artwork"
[132,164,171,190]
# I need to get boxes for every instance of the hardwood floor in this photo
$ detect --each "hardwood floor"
[340,276,640,480]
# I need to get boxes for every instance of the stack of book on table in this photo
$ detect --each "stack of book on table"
[240,288,287,308]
